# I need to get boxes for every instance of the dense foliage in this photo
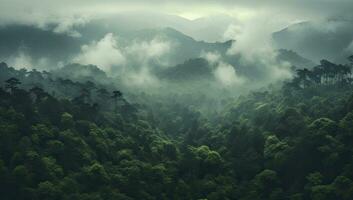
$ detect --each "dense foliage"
[1,58,353,200]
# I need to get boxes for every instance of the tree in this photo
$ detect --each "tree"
[296,68,311,88]
[5,77,21,93]
[83,81,96,103]
[310,185,335,200]
[264,135,290,169]
[27,69,44,82]
[61,112,74,129]
[96,88,111,111]
[332,176,353,200]
[112,90,122,100]
[305,172,323,190]
[97,88,110,101]
[12,165,30,185]
[37,181,61,200]
[112,90,123,113]
[309,118,337,135]
[252,169,280,199]
[29,86,47,103]
[83,163,109,186]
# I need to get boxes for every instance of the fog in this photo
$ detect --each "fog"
[73,33,126,72]
[1,0,353,113]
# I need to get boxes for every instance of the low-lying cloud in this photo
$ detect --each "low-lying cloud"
[73,33,126,72]
[52,16,89,37]
[6,48,50,71]
[214,62,244,86]
[201,51,245,86]
[201,51,221,65]
[226,14,292,83]
[72,33,173,87]
[125,38,171,67]
[1,0,352,43]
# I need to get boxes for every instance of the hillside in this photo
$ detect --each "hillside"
[1,58,353,199]
[273,20,353,63]
[0,25,233,70]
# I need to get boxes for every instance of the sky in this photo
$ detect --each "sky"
[1,0,353,26]
[0,0,351,45]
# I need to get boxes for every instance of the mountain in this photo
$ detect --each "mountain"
[2,58,353,199]
[78,12,235,42]
[0,25,84,69]
[0,24,233,71]
[119,27,233,66]
[157,58,212,81]
[273,19,353,63]
[51,63,110,85]
[276,49,316,69]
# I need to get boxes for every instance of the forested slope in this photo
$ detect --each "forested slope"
[1,58,353,200]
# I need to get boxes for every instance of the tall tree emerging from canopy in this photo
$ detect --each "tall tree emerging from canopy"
[112,90,123,113]
[5,77,21,93]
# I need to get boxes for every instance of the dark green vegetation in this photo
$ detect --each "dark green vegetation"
[1,57,353,200]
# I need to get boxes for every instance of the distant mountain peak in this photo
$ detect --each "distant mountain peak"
[272,19,353,63]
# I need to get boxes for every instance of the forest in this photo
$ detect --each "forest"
[2,0,353,199]
[0,55,353,200]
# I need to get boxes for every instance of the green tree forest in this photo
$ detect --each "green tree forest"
[1,56,353,200]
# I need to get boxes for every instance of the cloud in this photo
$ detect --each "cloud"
[1,0,352,36]
[345,40,353,54]
[1,0,351,89]
[226,14,293,83]
[120,38,171,87]
[73,33,126,72]
[6,49,51,71]
[1,0,352,18]
[125,38,171,66]
[201,51,245,86]
[201,51,221,64]
[72,33,171,87]
[226,14,281,59]
[123,67,160,87]
[223,24,242,41]
[7,51,33,70]
[52,16,89,37]
[0,2,91,38]
[214,61,245,86]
